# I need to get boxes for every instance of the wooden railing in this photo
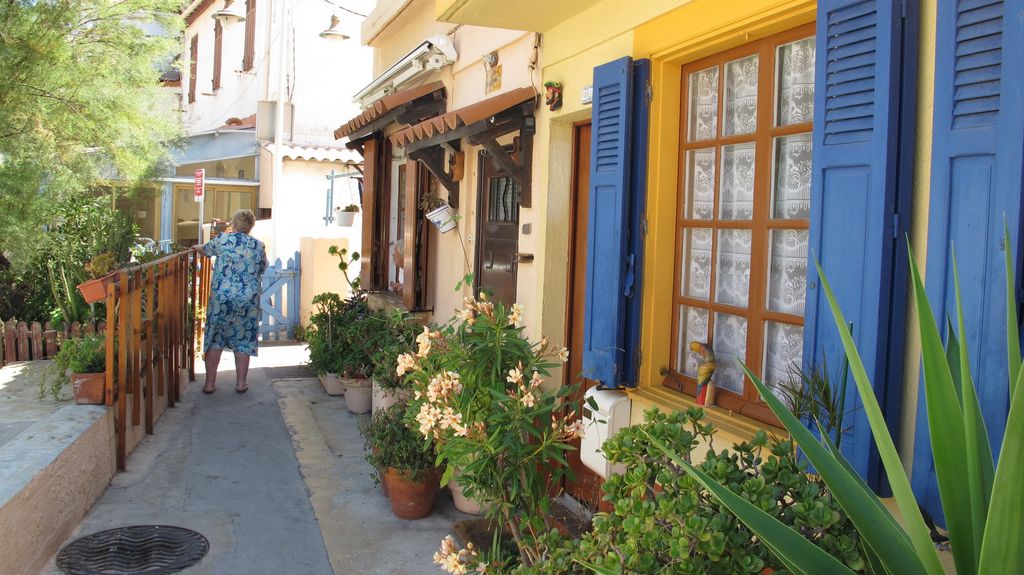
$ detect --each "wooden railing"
[102,250,211,470]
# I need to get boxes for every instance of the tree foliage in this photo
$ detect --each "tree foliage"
[0,0,183,263]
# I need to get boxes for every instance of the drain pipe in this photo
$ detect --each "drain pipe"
[271,0,289,261]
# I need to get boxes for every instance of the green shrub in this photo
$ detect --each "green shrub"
[517,408,867,575]
[43,334,107,400]
[370,310,419,391]
[362,401,436,481]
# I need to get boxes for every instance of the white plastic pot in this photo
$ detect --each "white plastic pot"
[449,470,484,515]
[426,204,456,233]
[335,211,356,227]
[372,380,405,414]
[343,377,372,413]
[321,373,345,396]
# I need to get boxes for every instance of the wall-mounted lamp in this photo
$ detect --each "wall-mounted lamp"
[319,15,350,41]
[482,51,499,68]
[212,0,246,24]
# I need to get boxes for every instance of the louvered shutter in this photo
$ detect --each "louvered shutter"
[912,0,1024,522]
[622,59,650,387]
[804,0,914,487]
[582,57,634,387]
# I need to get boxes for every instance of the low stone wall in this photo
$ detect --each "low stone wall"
[0,406,115,575]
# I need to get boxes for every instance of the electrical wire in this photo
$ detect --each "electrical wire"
[318,0,367,18]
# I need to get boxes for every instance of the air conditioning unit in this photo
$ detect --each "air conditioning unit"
[580,387,631,479]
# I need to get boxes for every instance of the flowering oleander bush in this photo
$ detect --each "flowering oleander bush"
[400,294,580,571]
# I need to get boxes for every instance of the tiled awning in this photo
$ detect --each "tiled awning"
[389,87,537,148]
[334,81,446,140]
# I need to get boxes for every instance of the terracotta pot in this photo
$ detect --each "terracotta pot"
[320,373,345,396]
[383,467,439,519]
[76,275,112,304]
[343,377,371,413]
[71,372,105,404]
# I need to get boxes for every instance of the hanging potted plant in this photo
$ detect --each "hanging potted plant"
[365,401,440,519]
[53,335,108,404]
[76,252,118,304]
[420,190,457,234]
[334,204,359,227]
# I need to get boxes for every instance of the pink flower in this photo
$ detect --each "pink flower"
[521,391,536,408]
[506,366,523,385]
[565,419,586,439]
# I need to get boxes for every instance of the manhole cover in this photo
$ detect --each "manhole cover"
[56,525,209,575]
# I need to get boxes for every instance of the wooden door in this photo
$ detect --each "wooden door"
[475,149,520,307]
[564,121,603,509]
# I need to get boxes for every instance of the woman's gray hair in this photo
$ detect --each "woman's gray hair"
[231,209,256,234]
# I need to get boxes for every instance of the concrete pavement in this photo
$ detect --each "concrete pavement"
[39,344,466,575]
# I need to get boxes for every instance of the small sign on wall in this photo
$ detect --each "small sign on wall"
[581,84,593,105]
[486,64,502,94]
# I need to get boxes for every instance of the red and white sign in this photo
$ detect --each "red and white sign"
[194,169,205,203]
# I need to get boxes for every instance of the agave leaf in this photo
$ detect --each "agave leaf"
[739,364,927,574]
[908,250,978,575]
[978,367,1024,572]
[1005,218,1021,398]
[945,317,963,406]
[816,259,945,575]
[640,428,856,575]
[953,252,996,563]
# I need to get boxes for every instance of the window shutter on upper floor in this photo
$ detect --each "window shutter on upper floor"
[582,57,634,388]
[188,34,198,104]
[242,0,256,72]
[213,20,222,92]
[912,0,1024,524]
[804,0,915,488]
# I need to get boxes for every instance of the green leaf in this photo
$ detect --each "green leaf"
[574,559,620,575]
[641,428,856,575]
[908,249,977,575]
[1005,218,1021,399]
[978,367,1024,572]
[816,258,946,575]
[945,317,963,406]
[953,251,996,566]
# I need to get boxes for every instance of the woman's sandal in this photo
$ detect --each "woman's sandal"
[202,384,216,394]
[235,384,249,394]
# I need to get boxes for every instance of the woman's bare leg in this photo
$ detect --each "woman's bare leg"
[204,348,223,392]
[234,352,251,391]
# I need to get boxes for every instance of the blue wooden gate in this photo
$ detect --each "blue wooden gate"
[261,252,300,341]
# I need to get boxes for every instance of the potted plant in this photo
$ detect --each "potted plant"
[76,252,118,304]
[53,334,107,404]
[364,401,439,519]
[334,204,359,227]
[307,292,346,395]
[336,298,378,413]
[371,311,419,414]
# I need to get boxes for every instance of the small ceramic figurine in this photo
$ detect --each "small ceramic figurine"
[689,341,717,406]
[544,81,563,111]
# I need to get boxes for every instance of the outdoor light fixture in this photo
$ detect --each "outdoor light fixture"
[319,15,350,40]
[211,0,246,24]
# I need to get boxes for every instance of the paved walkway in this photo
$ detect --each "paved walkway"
[40,344,467,575]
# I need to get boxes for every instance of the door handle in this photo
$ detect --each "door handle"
[512,253,534,263]
[486,251,494,270]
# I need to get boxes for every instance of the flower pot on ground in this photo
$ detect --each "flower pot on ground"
[343,376,371,413]
[321,373,345,396]
[384,467,440,520]
[49,334,107,403]
[370,310,419,414]
[363,402,438,519]
[449,470,484,515]
[372,380,407,414]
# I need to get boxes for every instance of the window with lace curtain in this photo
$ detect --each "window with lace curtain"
[669,24,815,424]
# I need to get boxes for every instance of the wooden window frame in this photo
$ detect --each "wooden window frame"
[242,0,256,72]
[188,34,198,104]
[667,23,815,425]
[212,20,223,92]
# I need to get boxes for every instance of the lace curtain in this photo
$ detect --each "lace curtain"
[685,148,715,219]
[724,55,758,136]
[712,312,748,394]
[768,229,808,315]
[682,228,713,299]
[763,321,804,400]
[677,306,709,378]
[716,229,752,308]
[777,37,815,126]
[688,67,719,141]
[774,134,812,219]
[720,143,756,220]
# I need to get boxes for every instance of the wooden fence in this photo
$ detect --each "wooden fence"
[0,320,108,366]
[100,250,211,470]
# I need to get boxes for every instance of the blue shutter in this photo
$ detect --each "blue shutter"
[582,57,634,387]
[622,59,651,388]
[912,0,1024,523]
[805,0,913,487]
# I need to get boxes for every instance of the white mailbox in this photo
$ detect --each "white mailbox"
[580,387,631,479]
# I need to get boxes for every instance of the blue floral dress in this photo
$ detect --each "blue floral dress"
[202,232,268,356]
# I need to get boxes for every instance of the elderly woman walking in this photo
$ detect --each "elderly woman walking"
[193,209,268,394]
